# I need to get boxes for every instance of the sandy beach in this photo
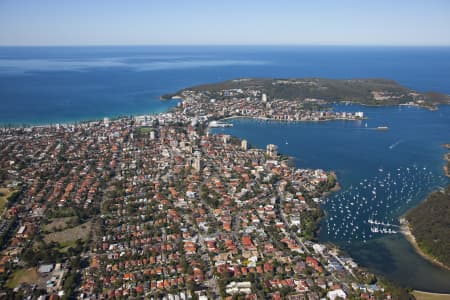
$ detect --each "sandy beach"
[413,290,450,300]
[399,218,450,271]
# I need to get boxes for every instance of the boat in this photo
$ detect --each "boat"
[375,126,389,131]
[208,121,233,128]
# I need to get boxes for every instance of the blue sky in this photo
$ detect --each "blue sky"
[0,0,449,46]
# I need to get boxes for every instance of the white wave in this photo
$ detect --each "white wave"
[0,57,267,75]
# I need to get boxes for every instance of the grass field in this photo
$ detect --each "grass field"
[413,291,450,300]
[59,240,79,253]
[137,126,154,134]
[6,267,40,288]
[44,220,91,245]
[44,216,76,232]
[0,188,14,211]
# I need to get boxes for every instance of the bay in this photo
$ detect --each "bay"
[212,104,450,292]
[1,46,450,125]
[1,45,450,291]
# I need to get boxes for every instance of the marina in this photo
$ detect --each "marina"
[2,44,450,294]
[214,104,450,292]
[322,165,442,243]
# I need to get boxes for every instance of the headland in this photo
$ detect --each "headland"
[163,78,450,111]
[400,144,450,272]
[0,78,426,299]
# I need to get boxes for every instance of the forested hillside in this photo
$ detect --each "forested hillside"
[406,185,450,268]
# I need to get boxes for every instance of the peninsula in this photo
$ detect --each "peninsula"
[444,144,450,177]
[162,78,450,110]
[401,185,450,270]
[401,144,450,271]
[0,80,415,299]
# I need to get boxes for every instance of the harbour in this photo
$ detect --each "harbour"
[212,103,450,292]
[323,164,439,243]
[2,45,450,293]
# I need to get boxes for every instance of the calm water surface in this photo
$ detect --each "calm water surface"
[2,46,450,291]
[213,104,450,292]
[1,46,450,124]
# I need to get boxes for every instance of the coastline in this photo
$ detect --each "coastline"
[412,290,450,300]
[337,100,439,111]
[399,218,450,271]
[220,115,367,123]
[398,142,450,277]
[444,153,450,178]
[207,114,367,135]
[321,171,341,198]
[5,96,450,130]
[329,171,341,192]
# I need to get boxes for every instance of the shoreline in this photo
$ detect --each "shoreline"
[335,100,440,111]
[220,115,367,123]
[321,171,341,198]
[399,218,450,271]
[3,99,449,130]
[207,114,367,135]
[398,142,450,278]
[444,153,450,177]
[412,290,450,300]
[329,171,341,192]
[443,144,450,177]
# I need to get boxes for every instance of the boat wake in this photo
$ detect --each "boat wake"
[389,139,404,150]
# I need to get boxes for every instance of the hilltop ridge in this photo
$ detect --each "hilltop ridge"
[162,78,450,109]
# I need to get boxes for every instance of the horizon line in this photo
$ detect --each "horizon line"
[1,43,450,48]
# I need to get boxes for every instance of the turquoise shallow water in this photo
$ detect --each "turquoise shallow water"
[1,46,450,125]
[2,46,450,291]
[212,104,450,292]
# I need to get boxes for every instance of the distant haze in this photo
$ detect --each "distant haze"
[0,0,450,46]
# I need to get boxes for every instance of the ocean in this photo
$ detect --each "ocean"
[1,46,450,125]
[1,46,450,291]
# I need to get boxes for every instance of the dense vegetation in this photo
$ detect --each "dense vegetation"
[406,185,450,268]
[163,78,450,108]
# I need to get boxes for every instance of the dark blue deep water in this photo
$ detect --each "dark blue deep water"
[1,46,450,291]
[213,105,450,292]
[1,46,450,124]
